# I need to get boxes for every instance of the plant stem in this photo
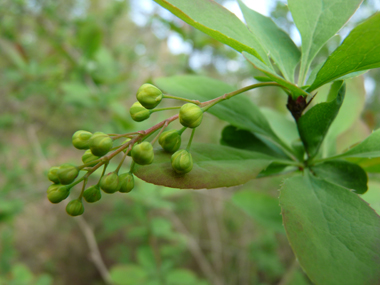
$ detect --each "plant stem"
[163,94,201,105]
[186,128,196,151]
[151,121,169,145]
[151,106,181,113]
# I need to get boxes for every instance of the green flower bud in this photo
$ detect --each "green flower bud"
[57,164,79,185]
[136,83,163,109]
[119,173,134,193]
[159,130,181,153]
[179,103,203,128]
[83,185,102,203]
[131,142,154,165]
[47,166,60,184]
[171,149,193,174]
[47,184,70,204]
[89,132,113,156]
[99,172,120,194]
[72,130,92,150]
[82,149,100,167]
[66,199,84,216]
[130,102,151,122]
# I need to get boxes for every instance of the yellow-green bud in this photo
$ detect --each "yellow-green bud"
[82,149,100,167]
[99,172,120,194]
[131,142,154,165]
[159,130,181,153]
[47,166,60,184]
[83,185,102,203]
[179,103,203,128]
[119,173,134,193]
[136,83,163,109]
[72,130,92,150]
[66,199,84,216]
[89,132,113,156]
[47,184,70,203]
[171,149,193,174]
[57,164,79,185]
[130,102,151,122]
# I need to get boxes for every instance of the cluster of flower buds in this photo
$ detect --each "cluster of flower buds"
[47,83,206,216]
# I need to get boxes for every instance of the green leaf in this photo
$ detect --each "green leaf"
[346,157,380,173]
[311,160,368,194]
[231,190,283,232]
[298,81,345,158]
[288,0,363,84]
[257,162,297,178]
[309,13,380,91]
[280,172,380,284]
[334,129,380,159]
[361,182,380,215]
[243,52,308,99]
[220,125,288,159]
[134,143,273,189]
[166,269,199,285]
[153,0,271,66]
[154,75,278,141]
[238,0,300,82]
[109,264,147,285]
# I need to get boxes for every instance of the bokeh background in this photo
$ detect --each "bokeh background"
[1,0,380,284]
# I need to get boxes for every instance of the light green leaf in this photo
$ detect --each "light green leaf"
[288,0,363,84]
[298,81,345,158]
[109,264,147,285]
[243,52,308,99]
[153,0,271,66]
[334,129,380,159]
[280,172,380,284]
[309,13,380,91]
[231,190,283,232]
[311,160,368,194]
[134,143,273,189]
[154,75,278,141]
[238,0,300,82]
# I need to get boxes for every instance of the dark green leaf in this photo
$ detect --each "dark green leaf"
[280,172,380,284]
[238,0,300,82]
[309,13,380,91]
[231,190,283,232]
[311,160,368,194]
[298,81,345,158]
[153,0,271,66]
[243,52,309,99]
[220,125,288,159]
[362,182,380,215]
[347,157,380,173]
[257,162,297,178]
[155,75,279,141]
[134,143,273,189]
[288,0,363,84]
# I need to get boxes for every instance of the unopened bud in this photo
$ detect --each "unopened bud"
[136,83,163,109]
[179,103,203,128]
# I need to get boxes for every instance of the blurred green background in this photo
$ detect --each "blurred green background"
[0,0,379,284]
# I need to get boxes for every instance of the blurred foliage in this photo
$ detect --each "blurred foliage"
[0,0,379,284]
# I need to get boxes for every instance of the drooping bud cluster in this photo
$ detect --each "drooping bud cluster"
[47,82,207,217]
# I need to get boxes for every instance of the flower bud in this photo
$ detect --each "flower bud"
[131,142,154,165]
[171,149,193,174]
[179,103,203,128]
[66,199,84,216]
[130,102,151,122]
[47,184,70,203]
[57,164,79,185]
[89,132,113,156]
[47,166,60,184]
[99,172,120,194]
[159,130,181,153]
[83,185,102,203]
[82,149,100,167]
[136,83,163,109]
[72,130,92,150]
[119,173,134,193]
